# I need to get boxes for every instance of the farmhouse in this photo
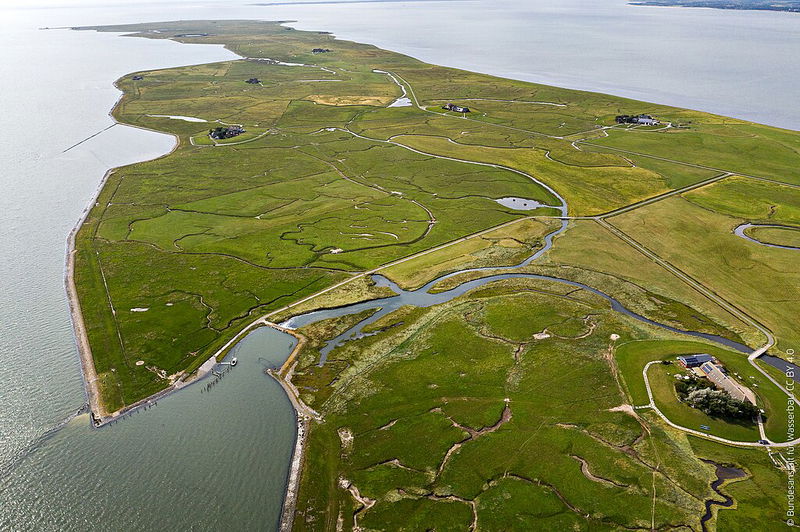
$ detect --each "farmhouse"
[245,78,261,84]
[615,114,660,126]
[636,115,659,126]
[676,353,713,368]
[699,361,756,404]
[209,125,245,140]
[442,103,471,113]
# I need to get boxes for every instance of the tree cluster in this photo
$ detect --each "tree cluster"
[674,375,713,398]
[209,126,244,140]
[675,376,760,421]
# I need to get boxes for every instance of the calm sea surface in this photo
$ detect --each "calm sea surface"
[0,0,797,529]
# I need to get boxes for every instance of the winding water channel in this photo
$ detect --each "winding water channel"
[734,222,800,251]
[282,247,799,383]
[271,140,798,382]
[699,460,748,531]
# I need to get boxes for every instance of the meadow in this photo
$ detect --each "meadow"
[380,218,561,290]
[77,20,800,410]
[69,20,800,529]
[587,120,800,184]
[746,225,800,248]
[610,179,800,355]
[290,278,789,530]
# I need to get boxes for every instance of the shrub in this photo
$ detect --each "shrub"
[685,388,760,421]
[674,375,713,400]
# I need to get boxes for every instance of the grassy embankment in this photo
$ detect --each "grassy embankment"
[615,340,789,442]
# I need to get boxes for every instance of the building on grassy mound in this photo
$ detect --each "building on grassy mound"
[615,114,659,126]
[245,77,261,84]
[677,353,713,368]
[132,75,144,81]
[209,126,245,140]
[312,48,331,54]
[442,103,471,113]
[699,361,756,404]
[676,354,757,404]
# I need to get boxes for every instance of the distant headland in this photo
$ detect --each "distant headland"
[631,0,800,12]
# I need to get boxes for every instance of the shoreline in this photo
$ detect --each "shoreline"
[278,415,309,532]
[260,322,318,532]
[63,37,305,426]
[65,77,181,428]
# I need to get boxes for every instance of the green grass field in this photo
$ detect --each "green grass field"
[610,179,800,356]
[290,278,789,530]
[380,218,560,289]
[70,20,799,529]
[76,20,800,409]
[586,120,800,184]
[746,225,800,248]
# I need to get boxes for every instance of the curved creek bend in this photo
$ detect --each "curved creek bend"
[734,222,800,251]
[699,460,748,531]
[279,228,798,377]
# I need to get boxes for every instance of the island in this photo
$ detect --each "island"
[630,0,800,12]
[68,20,799,530]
